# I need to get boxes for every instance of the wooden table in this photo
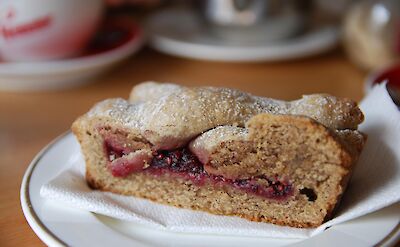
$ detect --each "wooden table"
[0,48,368,246]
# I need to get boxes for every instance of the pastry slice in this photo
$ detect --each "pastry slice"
[72,82,365,228]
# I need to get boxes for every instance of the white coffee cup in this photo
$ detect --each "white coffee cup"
[0,0,104,62]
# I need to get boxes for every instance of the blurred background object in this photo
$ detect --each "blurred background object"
[343,0,400,71]
[197,0,309,42]
[1,0,400,91]
[365,62,400,106]
[0,15,143,91]
[106,0,161,7]
[0,0,144,91]
[0,0,104,62]
[146,0,339,62]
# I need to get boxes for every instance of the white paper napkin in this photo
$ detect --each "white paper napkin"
[40,83,400,239]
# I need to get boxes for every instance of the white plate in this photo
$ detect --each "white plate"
[21,132,400,247]
[146,8,339,62]
[0,16,144,92]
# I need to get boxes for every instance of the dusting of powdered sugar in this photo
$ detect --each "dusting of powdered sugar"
[129,81,182,103]
[190,125,249,152]
[288,94,363,130]
[85,82,363,148]
[87,98,143,129]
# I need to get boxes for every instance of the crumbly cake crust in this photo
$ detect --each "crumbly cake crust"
[72,82,366,228]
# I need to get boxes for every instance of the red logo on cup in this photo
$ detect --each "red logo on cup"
[0,7,52,39]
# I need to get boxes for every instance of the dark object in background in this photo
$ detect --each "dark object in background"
[366,63,400,107]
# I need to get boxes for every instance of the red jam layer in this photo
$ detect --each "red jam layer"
[104,140,293,200]
[103,134,144,177]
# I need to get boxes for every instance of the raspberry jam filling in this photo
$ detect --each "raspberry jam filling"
[104,135,134,161]
[104,139,293,200]
[103,134,151,177]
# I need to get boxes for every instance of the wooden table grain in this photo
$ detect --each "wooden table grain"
[0,48,369,246]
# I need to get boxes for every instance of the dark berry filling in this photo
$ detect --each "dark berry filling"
[104,138,293,200]
[147,149,205,182]
[149,149,292,200]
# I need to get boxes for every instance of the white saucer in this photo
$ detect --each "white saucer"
[21,132,400,246]
[0,16,144,92]
[146,8,339,62]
